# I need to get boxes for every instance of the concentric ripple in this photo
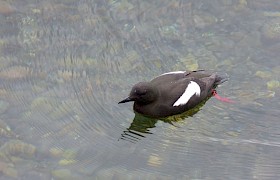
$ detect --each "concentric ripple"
[0,0,279,179]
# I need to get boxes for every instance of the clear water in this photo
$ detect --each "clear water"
[0,0,279,179]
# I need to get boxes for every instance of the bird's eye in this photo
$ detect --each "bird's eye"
[137,90,147,95]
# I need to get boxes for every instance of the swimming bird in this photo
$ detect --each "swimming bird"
[119,70,227,118]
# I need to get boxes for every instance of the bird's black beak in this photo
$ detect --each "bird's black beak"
[118,97,133,104]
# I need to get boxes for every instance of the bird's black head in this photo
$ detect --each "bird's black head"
[118,82,158,105]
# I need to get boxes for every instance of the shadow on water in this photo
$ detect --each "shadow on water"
[119,99,208,143]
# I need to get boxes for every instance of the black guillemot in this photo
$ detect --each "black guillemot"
[119,70,228,118]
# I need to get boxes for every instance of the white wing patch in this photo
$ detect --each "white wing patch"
[153,71,185,80]
[173,81,201,107]
[161,71,185,76]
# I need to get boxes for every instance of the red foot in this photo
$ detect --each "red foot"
[212,90,234,103]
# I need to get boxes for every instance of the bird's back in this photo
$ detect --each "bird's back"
[132,70,228,118]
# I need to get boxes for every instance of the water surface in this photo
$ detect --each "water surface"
[0,0,279,179]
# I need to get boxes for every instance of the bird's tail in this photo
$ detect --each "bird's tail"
[214,72,229,85]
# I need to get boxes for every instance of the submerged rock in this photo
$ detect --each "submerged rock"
[261,18,280,44]
[267,80,280,90]
[0,1,16,15]
[52,169,72,179]
[175,53,199,71]
[193,13,217,29]
[255,71,272,79]
[0,66,32,79]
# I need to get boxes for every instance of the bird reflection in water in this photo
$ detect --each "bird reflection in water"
[119,99,207,143]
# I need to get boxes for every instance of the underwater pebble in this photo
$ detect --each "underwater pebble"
[0,66,31,79]
[30,97,54,112]
[234,0,248,11]
[185,53,199,71]
[261,18,280,43]
[59,159,76,166]
[263,11,280,17]
[0,1,16,15]
[226,131,239,137]
[159,24,179,37]
[52,169,72,179]
[175,53,199,71]
[62,149,77,160]
[0,161,16,178]
[0,140,36,161]
[0,119,17,138]
[147,154,162,167]
[255,71,272,79]
[266,91,275,98]
[193,14,217,29]
[267,80,280,90]
[49,148,64,158]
